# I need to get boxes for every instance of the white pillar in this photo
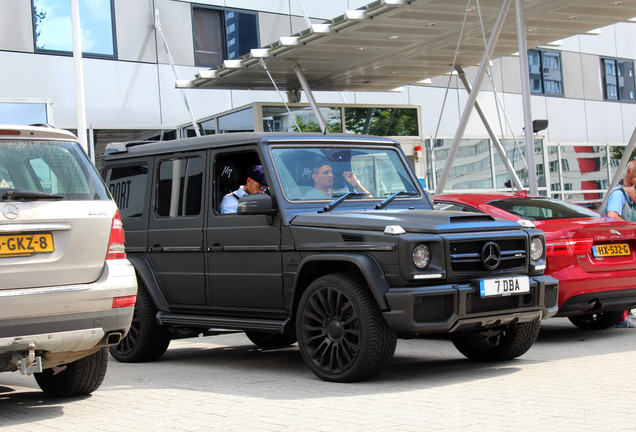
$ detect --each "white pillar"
[515,0,538,194]
[70,0,88,154]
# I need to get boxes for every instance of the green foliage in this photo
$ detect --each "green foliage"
[291,116,342,133]
[610,146,636,162]
[345,108,418,136]
[33,6,47,49]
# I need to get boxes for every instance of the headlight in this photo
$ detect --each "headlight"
[412,244,431,269]
[530,237,544,261]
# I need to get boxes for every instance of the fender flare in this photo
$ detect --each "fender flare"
[125,255,172,312]
[295,253,391,311]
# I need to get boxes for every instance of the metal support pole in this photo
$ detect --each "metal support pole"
[515,0,537,194]
[70,0,88,154]
[456,67,524,191]
[435,0,512,194]
[294,64,327,134]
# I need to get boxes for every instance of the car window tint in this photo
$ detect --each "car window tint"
[487,198,599,220]
[156,157,203,217]
[434,201,477,212]
[0,140,110,200]
[105,164,149,218]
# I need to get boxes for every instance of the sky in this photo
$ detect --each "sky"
[34,0,114,56]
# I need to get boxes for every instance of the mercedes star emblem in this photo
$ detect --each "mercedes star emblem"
[481,241,502,270]
[2,204,19,219]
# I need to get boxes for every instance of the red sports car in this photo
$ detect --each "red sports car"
[434,191,636,329]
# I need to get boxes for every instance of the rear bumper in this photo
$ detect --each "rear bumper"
[382,275,559,335]
[551,267,636,312]
[556,289,636,317]
[0,259,136,371]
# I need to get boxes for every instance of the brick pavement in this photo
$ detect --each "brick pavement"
[1,317,635,432]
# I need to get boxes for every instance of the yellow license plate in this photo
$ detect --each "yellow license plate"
[592,243,630,258]
[0,233,54,257]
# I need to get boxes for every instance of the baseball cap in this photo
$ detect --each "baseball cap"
[248,165,268,186]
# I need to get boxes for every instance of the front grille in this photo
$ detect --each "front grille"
[413,294,454,322]
[466,292,535,314]
[450,238,527,273]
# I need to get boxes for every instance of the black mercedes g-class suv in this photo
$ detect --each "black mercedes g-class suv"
[101,132,558,382]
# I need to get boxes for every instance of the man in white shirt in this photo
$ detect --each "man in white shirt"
[220,165,268,213]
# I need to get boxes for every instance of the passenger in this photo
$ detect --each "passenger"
[304,161,371,199]
[220,165,268,213]
[602,161,636,221]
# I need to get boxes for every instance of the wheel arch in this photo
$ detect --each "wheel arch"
[125,255,171,312]
[292,253,390,314]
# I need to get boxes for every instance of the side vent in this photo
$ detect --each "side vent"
[342,234,364,243]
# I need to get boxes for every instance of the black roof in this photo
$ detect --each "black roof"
[100,132,398,160]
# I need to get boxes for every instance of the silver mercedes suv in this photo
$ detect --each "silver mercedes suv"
[0,124,137,397]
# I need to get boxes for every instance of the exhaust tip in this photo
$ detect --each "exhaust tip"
[106,332,123,345]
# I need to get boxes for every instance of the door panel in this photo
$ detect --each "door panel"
[148,153,206,306]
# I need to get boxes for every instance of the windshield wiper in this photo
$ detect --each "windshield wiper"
[319,192,366,213]
[375,191,419,210]
[2,190,64,201]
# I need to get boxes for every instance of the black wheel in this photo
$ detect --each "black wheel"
[245,331,297,348]
[451,319,540,362]
[568,310,625,330]
[296,273,397,382]
[109,282,170,362]
[35,348,108,397]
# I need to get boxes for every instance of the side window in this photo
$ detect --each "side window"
[214,150,263,214]
[156,157,203,217]
[105,165,149,218]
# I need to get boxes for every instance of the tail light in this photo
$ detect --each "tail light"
[546,238,593,256]
[106,210,126,260]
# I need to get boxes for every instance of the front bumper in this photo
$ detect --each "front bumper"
[382,275,558,335]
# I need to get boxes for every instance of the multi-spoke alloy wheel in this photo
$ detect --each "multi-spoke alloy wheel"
[296,273,396,382]
[109,283,170,363]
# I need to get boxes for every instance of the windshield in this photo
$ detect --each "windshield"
[0,140,110,201]
[271,146,420,202]
[487,197,600,220]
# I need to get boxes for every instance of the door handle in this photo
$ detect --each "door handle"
[207,243,223,252]
[148,245,163,252]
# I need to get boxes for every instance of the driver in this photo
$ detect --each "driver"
[304,161,371,199]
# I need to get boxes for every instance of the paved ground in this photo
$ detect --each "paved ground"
[1,317,635,432]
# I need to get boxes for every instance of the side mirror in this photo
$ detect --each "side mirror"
[237,193,277,215]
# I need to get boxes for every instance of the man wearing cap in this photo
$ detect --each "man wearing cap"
[220,165,268,214]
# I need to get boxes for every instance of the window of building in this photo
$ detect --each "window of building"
[601,58,636,102]
[528,49,563,96]
[32,0,116,58]
[192,6,258,67]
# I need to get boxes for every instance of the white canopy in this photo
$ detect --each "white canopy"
[178,0,636,92]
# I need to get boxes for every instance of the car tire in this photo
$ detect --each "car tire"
[34,347,108,397]
[296,273,397,382]
[245,331,297,348]
[451,319,541,362]
[109,282,171,362]
[568,311,625,330]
